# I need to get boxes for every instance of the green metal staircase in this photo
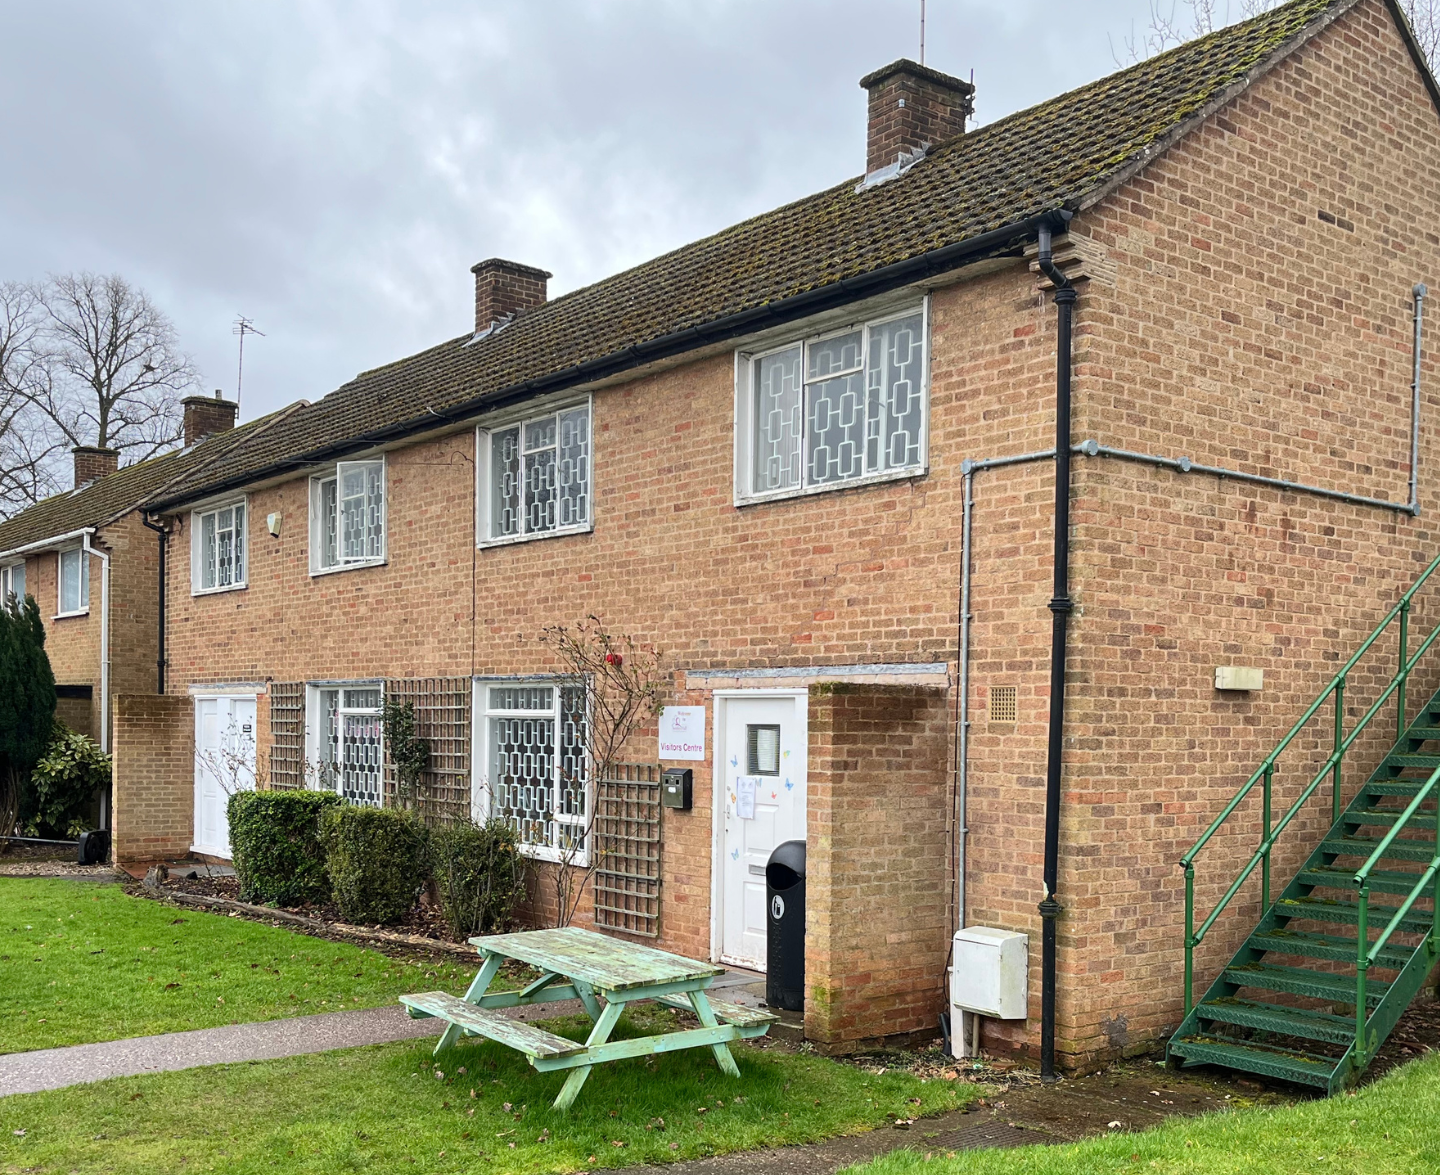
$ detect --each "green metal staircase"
[1168,555,1440,1094]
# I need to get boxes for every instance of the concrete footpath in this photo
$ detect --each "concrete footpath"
[0,1005,446,1097]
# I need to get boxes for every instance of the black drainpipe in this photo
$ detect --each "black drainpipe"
[1035,214,1075,1083]
[141,514,167,694]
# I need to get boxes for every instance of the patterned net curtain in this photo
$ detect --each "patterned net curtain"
[753,309,925,494]
[491,406,590,539]
[487,684,588,855]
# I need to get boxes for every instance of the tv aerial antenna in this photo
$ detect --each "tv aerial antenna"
[232,315,265,415]
[920,0,926,64]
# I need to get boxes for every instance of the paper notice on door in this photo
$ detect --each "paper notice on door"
[736,776,757,820]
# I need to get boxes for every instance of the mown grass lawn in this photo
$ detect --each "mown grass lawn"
[849,1053,1440,1175]
[0,1004,976,1174]
[0,878,476,1052]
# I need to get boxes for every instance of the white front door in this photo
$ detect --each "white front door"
[193,695,257,857]
[716,692,807,970]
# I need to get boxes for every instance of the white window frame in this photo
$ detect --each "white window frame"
[0,561,25,605]
[308,457,387,576]
[475,397,593,548]
[304,682,385,806]
[471,678,590,865]
[733,300,930,506]
[55,547,89,618]
[190,498,249,596]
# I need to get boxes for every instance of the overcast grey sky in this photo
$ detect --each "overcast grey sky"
[0,1,1226,426]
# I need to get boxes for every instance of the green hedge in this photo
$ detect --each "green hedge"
[228,790,340,905]
[24,721,109,838]
[430,819,525,939]
[321,804,428,925]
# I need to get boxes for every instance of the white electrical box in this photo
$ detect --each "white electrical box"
[951,927,1028,1019]
[1215,666,1263,691]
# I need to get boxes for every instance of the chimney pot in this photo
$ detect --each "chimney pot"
[181,394,238,446]
[72,446,119,489]
[469,258,552,335]
[859,58,974,180]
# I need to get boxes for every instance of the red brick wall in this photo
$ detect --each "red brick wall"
[154,0,1440,1062]
[806,683,951,1049]
[112,693,193,867]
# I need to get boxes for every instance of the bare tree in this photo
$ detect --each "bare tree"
[1114,1,1439,68]
[22,273,200,463]
[535,617,665,928]
[0,283,65,519]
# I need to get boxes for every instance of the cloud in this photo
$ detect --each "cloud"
[0,0,1171,425]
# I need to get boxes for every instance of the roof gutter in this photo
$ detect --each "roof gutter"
[149,210,1069,512]
[0,526,98,564]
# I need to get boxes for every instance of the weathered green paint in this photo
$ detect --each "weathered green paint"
[405,926,771,1111]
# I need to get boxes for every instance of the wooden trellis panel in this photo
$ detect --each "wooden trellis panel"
[383,677,471,824]
[269,682,305,790]
[593,763,662,938]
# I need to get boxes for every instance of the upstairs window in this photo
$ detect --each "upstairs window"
[735,305,928,503]
[309,459,385,574]
[192,500,247,594]
[0,562,25,606]
[57,547,89,617]
[477,402,591,546]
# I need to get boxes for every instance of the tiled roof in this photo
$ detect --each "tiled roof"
[154,0,1364,509]
[0,405,303,556]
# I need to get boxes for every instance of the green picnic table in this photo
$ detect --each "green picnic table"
[401,926,777,1110]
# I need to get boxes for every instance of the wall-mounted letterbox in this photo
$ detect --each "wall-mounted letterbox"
[661,767,693,811]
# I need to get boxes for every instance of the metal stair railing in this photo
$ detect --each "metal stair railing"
[1181,549,1440,1014]
[1352,763,1440,1068]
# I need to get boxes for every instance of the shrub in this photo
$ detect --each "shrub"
[24,721,109,838]
[430,819,525,939]
[228,790,341,905]
[0,596,57,836]
[321,804,428,925]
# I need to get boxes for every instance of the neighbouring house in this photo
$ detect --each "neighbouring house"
[0,395,296,792]
[109,0,1440,1076]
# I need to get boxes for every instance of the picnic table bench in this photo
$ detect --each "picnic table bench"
[402,926,776,1110]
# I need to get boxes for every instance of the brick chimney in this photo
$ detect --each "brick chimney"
[182,391,238,446]
[72,446,119,488]
[859,59,974,180]
[470,259,551,334]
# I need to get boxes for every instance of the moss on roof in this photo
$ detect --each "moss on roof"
[0,405,302,555]
[156,0,1354,507]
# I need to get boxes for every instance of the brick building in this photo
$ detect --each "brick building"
[108,0,1440,1070]
[0,396,292,756]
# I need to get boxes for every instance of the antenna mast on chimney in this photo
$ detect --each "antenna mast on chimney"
[919,0,926,65]
[232,315,264,416]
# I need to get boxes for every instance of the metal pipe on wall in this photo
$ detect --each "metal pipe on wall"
[141,515,167,694]
[80,531,111,831]
[1412,283,1427,517]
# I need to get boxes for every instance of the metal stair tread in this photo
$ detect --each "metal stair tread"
[1295,866,1435,896]
[1168,1035,1337,1087]
[1345,809,1438,828]
[1276,896,1434,933]
[1246,929,1413,970]
[1193,997,1357,1045]
[1222,961,1389,1004]
[1321,835,1436,862]
[1383,753,1440,767]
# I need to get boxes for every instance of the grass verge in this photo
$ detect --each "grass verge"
[0,878,476,1052]
[0,1004,978,1173]
[847,1053,1440,1175]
